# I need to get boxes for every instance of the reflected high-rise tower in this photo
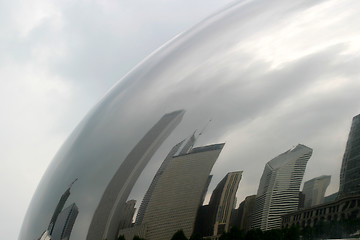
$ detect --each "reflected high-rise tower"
[208,171,242,236]
[39,179,78,240]
[339,113,360,197]
[135,133,196,225]
[251,144,312,231]
[302,175,331,208]
[141,143,225,240]
[47,187,71,235]
[87,110,184,240]
[51,203,79,240]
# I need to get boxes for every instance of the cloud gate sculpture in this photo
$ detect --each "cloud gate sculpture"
[19,0,360,239]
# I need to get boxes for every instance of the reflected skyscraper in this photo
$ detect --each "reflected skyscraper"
[208,171,242,236]
[230,195,256,231]
[302,175,331,208]
[339,113,360,197]
[135,133,196,225]
[47,187,71,235]
[87,110,184,240]
[39,179,78,240]
[251,144,312,231]
[141,143,225,240]
[118,200,137,230]
[51,203,79,240]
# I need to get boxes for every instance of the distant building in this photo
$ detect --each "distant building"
[324,192,338,203]
[282,194,360,229]
[51,203,79,240]
[141,143,225,240]
[302,175,331,208]
[87,110,184,240]
[230,195,256,231]
[298,192,305,210]
[208,171,243,236]
[339,113,360,197]
[39,231,51,240]
[251,144,312,231]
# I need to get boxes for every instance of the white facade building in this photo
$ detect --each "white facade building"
[251,144,313,231]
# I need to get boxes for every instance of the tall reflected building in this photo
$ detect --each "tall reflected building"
[251,144,312,231]
[87,110,185,240]
[208,171,242,236]
[230,195,256,231]
[135,133,196,225]
[118,200,136,230]
[51,203,79,240]
[47,187,71,235]
[302,175,331,208]
[141,143,225,240]
[339,113,360,197]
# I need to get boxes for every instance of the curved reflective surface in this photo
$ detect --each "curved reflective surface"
[19,0,360,240]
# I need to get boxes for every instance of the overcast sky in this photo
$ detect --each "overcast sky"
[0,0,235,238]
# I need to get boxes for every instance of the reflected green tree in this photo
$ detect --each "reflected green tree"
[117,235,125,240]
[133,235,146,240]
[244,229,263,240]
[219,226,245,240]
[171,230,188,240]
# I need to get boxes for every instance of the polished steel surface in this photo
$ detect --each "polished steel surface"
[19,0,360,239]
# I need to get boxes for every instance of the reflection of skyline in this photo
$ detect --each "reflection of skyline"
[29,110,360,240]
[87,110,185,240]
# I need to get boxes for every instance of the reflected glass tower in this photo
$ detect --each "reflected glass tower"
[230,195,256,231]
[302,175,331,208]
[251,144,312,231]
[51,203,79,240]
[208,171,242,236]
[87,110,184,240]
[47,187,71,235]
[339,113,360,197]
[39,180,78,240]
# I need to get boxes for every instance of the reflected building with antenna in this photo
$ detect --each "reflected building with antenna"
[39,179,78,240]
[51,203,79,240]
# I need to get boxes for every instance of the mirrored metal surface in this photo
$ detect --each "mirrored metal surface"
[19,0,360,239]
